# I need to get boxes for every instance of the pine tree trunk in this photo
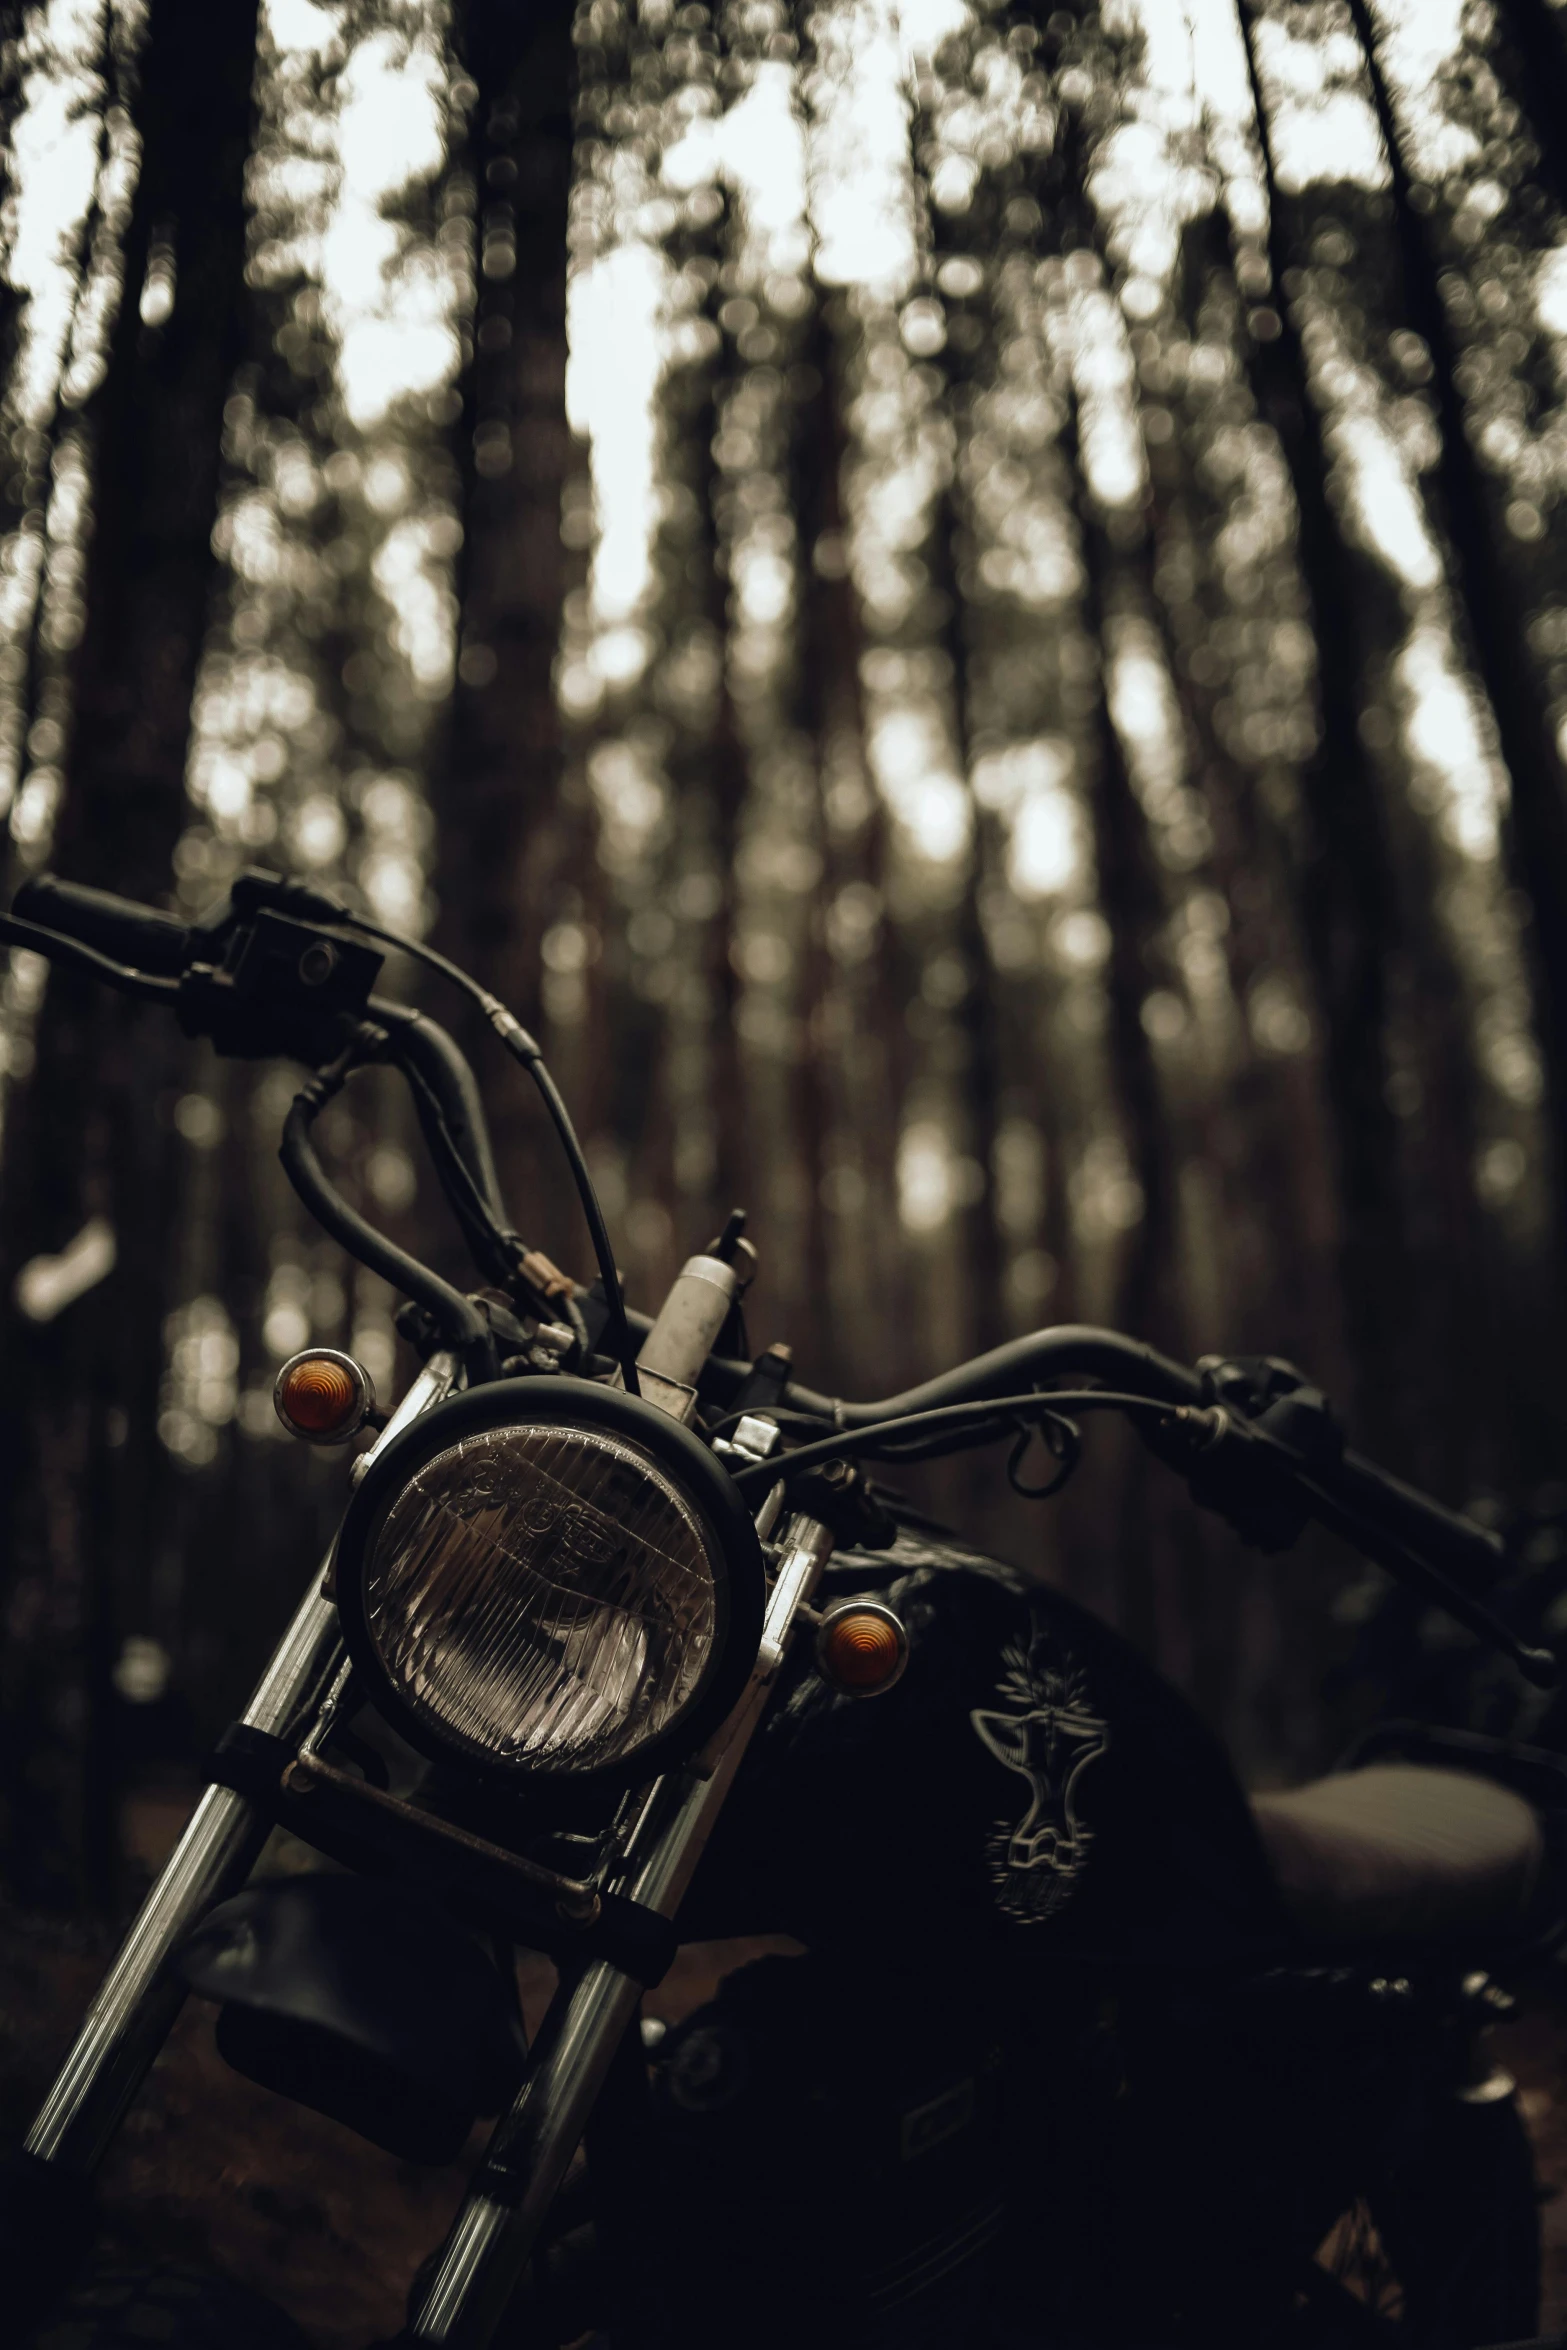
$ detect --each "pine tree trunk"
[0,0,262,1910]
[1234,0,1410,1443]
[1073,516,1178,1328]
[940,508,1007,1369]
[1494,0,1567,220]
[432,0,576,1258]
[60,0,260,893]
[692,318,755,1247]
[1346,0,1567,1268]
[788,303,911,1395]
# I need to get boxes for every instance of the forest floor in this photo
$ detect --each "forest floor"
[0,1892,785,2346]
[3,1894,1567,2346]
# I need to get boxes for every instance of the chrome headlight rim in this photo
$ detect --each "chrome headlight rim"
[333,1376,766,1787]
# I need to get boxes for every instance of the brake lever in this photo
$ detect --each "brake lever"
[1170,1403,1559,1688]
[1288,1450,1560,1690]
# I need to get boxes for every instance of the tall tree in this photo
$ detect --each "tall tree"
[59,0,261,897]
[432,0,578,1265]
[1494,0,1567,221]
[0,0,262,1909]
[1345,0,1567,1275]
[1235,0,1411,1444]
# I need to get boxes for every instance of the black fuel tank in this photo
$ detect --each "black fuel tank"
[683,1517,1291,1966]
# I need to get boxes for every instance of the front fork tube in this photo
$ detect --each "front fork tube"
[23,1354,459,2176]
[406,1510,837,2349]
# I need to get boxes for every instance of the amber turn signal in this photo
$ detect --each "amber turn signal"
[274,1349,376,1444]
[815,1598,909,1697]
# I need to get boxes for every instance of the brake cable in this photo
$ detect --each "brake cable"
[724,1390,1184,1490]
[1,887,636,1390]
[314,909,639,1397]
[280,1030,498,1381]
[1007,1412,1082,1499]
[382,1035,530,1283]
[729,1389,1558,1688]
[382,1042,591,1352]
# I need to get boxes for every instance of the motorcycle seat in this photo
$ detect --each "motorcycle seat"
[1249,1764,1544,1944]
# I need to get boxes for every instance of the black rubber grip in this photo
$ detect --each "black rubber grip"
[1331,1448,1507,1586]
[12,873,190,976]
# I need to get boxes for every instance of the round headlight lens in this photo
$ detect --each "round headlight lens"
[360,1420,720,1775]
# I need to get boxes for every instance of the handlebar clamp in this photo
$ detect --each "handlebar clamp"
[1146,1359,1345,1554]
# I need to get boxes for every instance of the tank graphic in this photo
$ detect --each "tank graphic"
[971,1615,1109,1923]
[684,1523,1286,1966]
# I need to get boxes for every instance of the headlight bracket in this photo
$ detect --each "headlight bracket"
[206,1722,682,1984]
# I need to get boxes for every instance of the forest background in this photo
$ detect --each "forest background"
[0,0,1562,1916]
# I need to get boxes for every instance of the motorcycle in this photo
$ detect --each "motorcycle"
[2,863,1564,2350]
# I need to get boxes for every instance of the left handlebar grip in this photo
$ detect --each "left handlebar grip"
[13,874,190,976]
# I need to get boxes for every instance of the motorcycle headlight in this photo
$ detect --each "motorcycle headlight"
[334,1379,765,1784]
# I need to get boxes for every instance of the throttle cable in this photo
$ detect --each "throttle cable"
[724,1390,1185,1490]
[333,911,639,1397]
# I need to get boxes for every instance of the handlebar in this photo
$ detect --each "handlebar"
[3,870,516,1367]
[767,1327,1502,1592]
[1330,1447,1506,1589]
[3,877,500,1217]
[777,1326,1205,1423]
[1285,1444,1553,1686]
[749,1325,1553,1687]
[12,874,191,977]
[1,865,648,1385]
[5,870,1557,1683]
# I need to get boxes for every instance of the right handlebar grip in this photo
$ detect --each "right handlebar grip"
[1329,1447,1507,1586]
[13,875,190,977]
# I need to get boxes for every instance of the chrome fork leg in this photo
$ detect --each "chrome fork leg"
[411,1957,644,2348]
[26,1788,271,2169]
[24,1581,342,2170]
[24,1354,456,2175]
[406,1512,836,2349]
